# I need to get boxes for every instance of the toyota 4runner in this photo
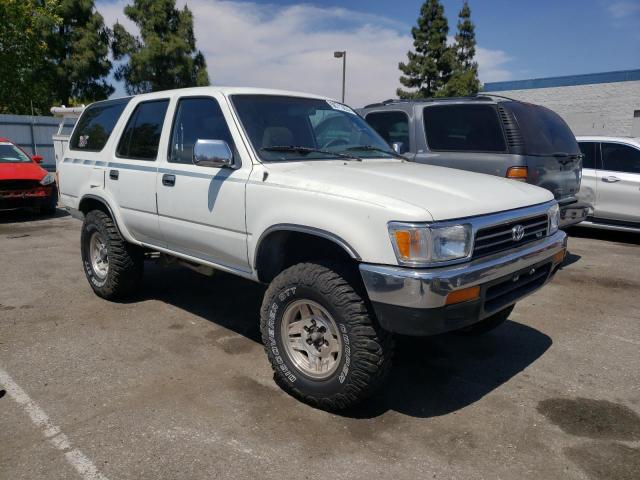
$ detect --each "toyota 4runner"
[59,87,567,409]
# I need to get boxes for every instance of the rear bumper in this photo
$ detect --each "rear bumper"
[360,230,567,336]
[559,198,590,227]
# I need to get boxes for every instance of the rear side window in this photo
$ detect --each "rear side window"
[578,142,597,169]
[601,142,640,174]
[365,111,410,152]
[423,104,506,152]
[504,101,579,156]
[169,97,235,164]
[117,99,169,160]
[70,98,130,152]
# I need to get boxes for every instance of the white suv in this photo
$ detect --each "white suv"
[577,136,640,232]
[59,87,567,409]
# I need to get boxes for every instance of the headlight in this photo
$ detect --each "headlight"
[548,203,560,234]
[40,173,56,186]
[388,223,472,265]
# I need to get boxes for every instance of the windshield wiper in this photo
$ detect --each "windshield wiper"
[260,145,362,161]
[550,152,583,159]
[343,145,406,160]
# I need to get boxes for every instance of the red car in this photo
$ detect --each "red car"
[0,138,57,214]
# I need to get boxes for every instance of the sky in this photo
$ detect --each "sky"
[96,0,640,107]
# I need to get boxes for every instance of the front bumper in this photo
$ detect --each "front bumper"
[0,186,55,211]
[360,230,567,335]
[559,198,590,227]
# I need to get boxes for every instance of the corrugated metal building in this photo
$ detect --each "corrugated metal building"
[484,69,640,137]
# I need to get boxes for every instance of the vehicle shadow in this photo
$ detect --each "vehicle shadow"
[137,262,552,419]
[0,208,69,224]
[567,226,640,245]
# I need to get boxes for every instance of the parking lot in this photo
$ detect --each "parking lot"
[1,211,639,480]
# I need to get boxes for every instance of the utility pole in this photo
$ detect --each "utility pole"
[333,51,346,103]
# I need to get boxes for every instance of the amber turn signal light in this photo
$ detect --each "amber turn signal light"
[553,249,566,264]
[445,285,481,306]
[506,166,528,182]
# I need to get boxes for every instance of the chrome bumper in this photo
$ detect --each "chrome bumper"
[359,231,567,334]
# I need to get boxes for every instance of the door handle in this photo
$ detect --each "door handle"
[109,169,119,180]
[162,174,176,187]
[602,176,621,183]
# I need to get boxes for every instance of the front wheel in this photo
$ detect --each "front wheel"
[260,262,393,410]
[81,210,143,300]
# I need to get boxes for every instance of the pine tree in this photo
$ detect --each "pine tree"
[397,0,454,99]
[44,1,114,106]
[441,1,480,97]
[112,0,210,95]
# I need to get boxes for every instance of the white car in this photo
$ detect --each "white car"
[59,87,567,409]
[576,136,640,232]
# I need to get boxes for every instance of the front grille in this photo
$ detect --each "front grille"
[473,214,548,259]
[483,262,551,314]
[0,180,40,191]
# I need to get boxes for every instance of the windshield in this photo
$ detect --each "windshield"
[503,101,580,156]
[231,95,396,161]
[0,144,32,163]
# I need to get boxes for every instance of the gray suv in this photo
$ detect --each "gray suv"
[359,96,588,227]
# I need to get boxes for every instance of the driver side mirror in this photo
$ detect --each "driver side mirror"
[391,142,405,154]
[193,139,234,168]
[32,155,43,164]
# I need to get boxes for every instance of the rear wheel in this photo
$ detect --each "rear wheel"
[457,305,514,335]
[260,262,393,410]
[81,210,143,300]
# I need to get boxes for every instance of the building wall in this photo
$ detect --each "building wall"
[488,80,640,137]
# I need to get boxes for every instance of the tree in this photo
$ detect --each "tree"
[0,1,60,115]
[112,0,210,95]
[441,1,480,97]
[46,0,114,106]
[397,0,455,99]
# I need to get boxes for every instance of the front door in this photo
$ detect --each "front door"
[596,142,640,223]
[156,94,251,273]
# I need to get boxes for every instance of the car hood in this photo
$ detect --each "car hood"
[0,162,47,181]
[262,159,554,221]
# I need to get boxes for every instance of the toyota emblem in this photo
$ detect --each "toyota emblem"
[511,224,525,241]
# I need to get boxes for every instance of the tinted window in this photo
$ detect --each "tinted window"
[504,101,579,155]
[117,100,169,160]
[578,142,597,169]
[601,142,640,174]
[232,95,394,161]
[169,97,235,164]
[423,104,506,152]
[70,98,130,151]
[365,111,410,152]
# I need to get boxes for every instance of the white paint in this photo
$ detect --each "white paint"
[0,368,109,480]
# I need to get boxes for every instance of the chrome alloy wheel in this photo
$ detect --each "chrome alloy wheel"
[89,231,109,279]
[280,299,342,379]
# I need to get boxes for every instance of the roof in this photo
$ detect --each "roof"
[114,86,332,103]
[361,94,508,109]
[576,135,640,146]
[484,69,640,92]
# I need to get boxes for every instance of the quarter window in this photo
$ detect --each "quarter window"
[169,97,235,164]
[423,104,506,152]
[578,142,597,169]
[601,142,640,174]
[365,111,410,152]
[70,98,130,152]
[117,100,169,160]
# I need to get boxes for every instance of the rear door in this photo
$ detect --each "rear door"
[106,98,170,245]
[502,101,582,200]
[415,103,510,176]
[595,141,640,223]
[363,110,412,155]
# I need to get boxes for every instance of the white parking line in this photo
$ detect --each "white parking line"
[0,368,109,480]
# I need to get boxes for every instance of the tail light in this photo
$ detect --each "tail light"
[506,166,528,182]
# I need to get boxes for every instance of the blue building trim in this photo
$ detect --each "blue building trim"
[484,69,640,92]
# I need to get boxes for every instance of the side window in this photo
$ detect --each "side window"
[578,142,597,169]
[601,143,640,174]
[117,99,169,160]
[423,104,506,152]
[70,98,130,152]
[169,97,235,164]
[365,111,410,151]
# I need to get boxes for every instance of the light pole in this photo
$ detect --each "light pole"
[333,51,346,103]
